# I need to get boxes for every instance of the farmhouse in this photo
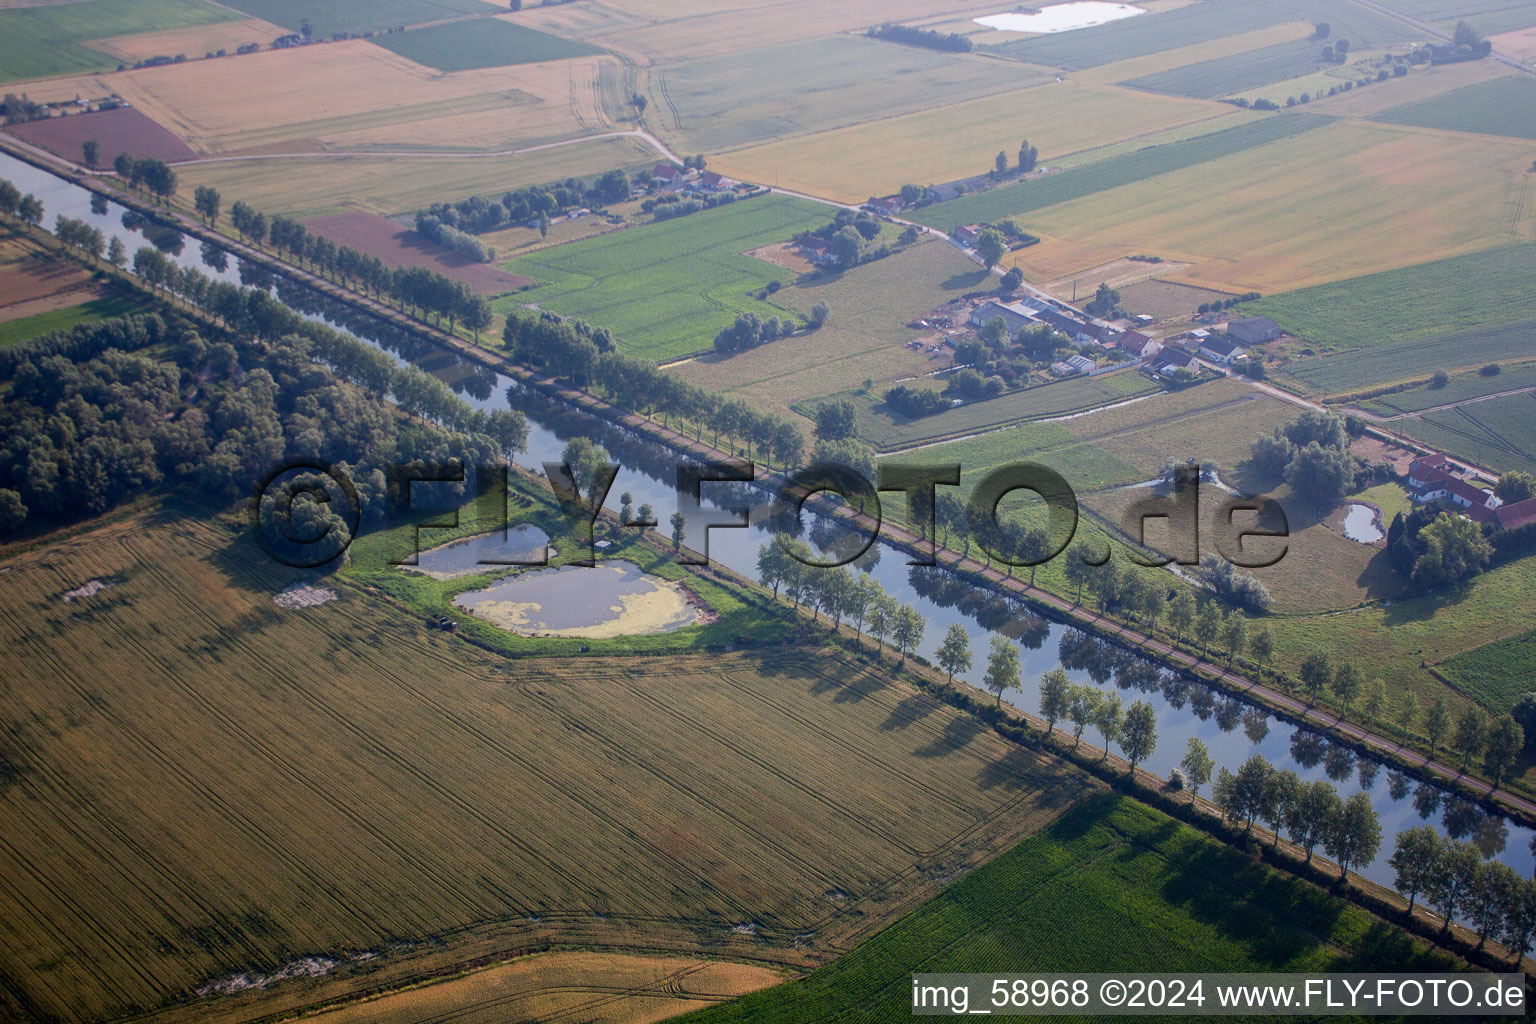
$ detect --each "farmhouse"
[1148,346,1195,375]
[697,171,736,191]
[1226,316,1281,345]
[1032,308,1096,345]
[1197,336,1247,364]
[968,299,1038,333]
[800,240,835,265]
[866,195,904,215]
[1495,497,1536,531]
[954,225,981,246]
[651,163,688,186]
[1121,333,1161,359]
[1407,454,1502,522]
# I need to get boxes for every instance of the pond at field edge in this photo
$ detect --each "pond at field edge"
[399,525,549,579]
[1341,503,1384,543]
[975,2,1145,33]
[453,560,703,638]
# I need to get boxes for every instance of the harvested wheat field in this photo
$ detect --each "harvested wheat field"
[710,82,1228,205]
[110,40,613,156]
[294,951,785,1024]
[1300,60,1513,119]
[5,105,196,164]
[1008,119,1536,294]
[0,236,96,312]
[304,211,532,294]
[0,509,1088,1024]
[84,17,285,63]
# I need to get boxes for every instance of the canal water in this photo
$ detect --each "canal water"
[4,151,1529,896]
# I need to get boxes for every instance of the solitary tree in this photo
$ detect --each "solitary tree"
[983,635,1021,705]
[975,228,1006,269]
[994,150,1008,175]
[937,623,972,684]
[669,511,685,551]
[81,139,99,167]
[1119,701,1157,774]
[1181,738,1214,800]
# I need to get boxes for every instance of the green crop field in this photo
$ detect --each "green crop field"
[0,507,1087,1023]
[0,294,151,348]
[1374,75,1536,141]
[1247,242,1536,352]
[1357,363,1536,415]
[679,794,1453,1023]
[650,35,1047,153]
[0,0,237,82]
[499,194,832,363]
[1439,627,1536,714]
[985,0,1417,69]
[1281,320,1536,395]
[803,370,1163,451]
[1123,39,1330,99]
[372,17,601,71]
[881,420,1144,497]
[1390,391,1536,475]
[1370,0,1533,22]
[218,0,496,37]
[910,114,1326,231]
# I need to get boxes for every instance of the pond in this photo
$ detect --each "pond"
[453,560,704,638]
[400,525,549,579]
[975,2,1145,34]
[1342,503,1384,543]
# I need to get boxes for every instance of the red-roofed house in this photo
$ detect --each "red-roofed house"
[1495,496,1536,531]
[954,225,981,246]
[866,195,903,215]
[1407,453,1502,520]
[652,163,684,184]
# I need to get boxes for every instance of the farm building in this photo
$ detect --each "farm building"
[1197,336,1247,364]
[697,171,736,191]
[866,195,904,215]
[1148,346,1195,375]
[1407,454,1502,522]
[968,299,1038,333]
[1495,497,1536,531]
[954,225,981,246]
[1032,308,1096,345]
[1227,316,1282,345]
[799,240,835,265]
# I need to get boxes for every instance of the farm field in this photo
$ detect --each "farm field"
[217,0,497,37]
[812,370,1164,452]
[83,18,285,64]
[670,240,986,422]
[1438,627,1536,715]
[500,194,831,363]
[0,509,1088,1024]
[1123,38,1331,98]
[1006,119,1536,294]
[295,952,785,1024]
[909,113,1326,231]
[176,135,655,218]
[509,0,1010,64]
[373,17,602,71]
[304,212,532,295]
[1297,58,1512,117]
[1247,240,1536,350]
[1389,392,1536,475]
[0,235,96,307]
[1281,319,1536,396]
[708,81,1228,205]
[680,795,1454,1023]
[0,0,237,83]
[645,35,1049,155]
[984,0,1418,69]
[0,293,151,348]
[109,41,612,157]
[1356,363,1536,416]
[4,107,197,165]
[881,419,1144,498]
[1373,74,1536,141]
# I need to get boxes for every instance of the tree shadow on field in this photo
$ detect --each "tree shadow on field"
[833,668,888,704]
[914,715,987,758]
[879,692,941,732]
[975,746,1045,792]
[942,268,989,291]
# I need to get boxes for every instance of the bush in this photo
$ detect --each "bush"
[884,384,949,418]
[1480,363,1501,376]
[1431,369,1450,388]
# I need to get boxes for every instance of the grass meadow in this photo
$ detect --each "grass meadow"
[501,194,832,362]
[1279,320,1536,396]
[1374,74,1536,141]
[1358,363,1536,416]
[1389,392,1536,475]
[218,0,496,36]
[671,240,987,421]
[0,0,236,82]
[373,17,601,71]
[910,113,1326,231]
[678,794,1454,1022]
[1439,628,1536,714]
[1123,39,1331,98]
[0,293,153,348]
[0,507,1087,1023]
[807,370,1162,452]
